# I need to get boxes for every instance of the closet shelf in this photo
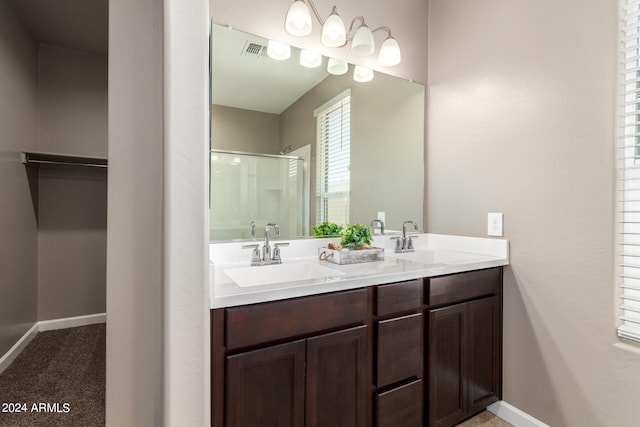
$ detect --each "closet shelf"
[22,151,108,168]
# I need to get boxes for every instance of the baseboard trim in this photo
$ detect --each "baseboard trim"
[0,323,39,376]
[488,400,550,427]
[38,313,106,332]
[0,313,106,375]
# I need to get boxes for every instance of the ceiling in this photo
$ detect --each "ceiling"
[212,24,329,114]
[9,0,108,55]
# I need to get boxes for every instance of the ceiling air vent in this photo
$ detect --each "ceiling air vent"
[242,41,267,59]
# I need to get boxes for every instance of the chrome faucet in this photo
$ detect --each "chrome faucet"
[393,220,419,253]
[242,223,289,266]
[262,223,279,261]
[371,219,385,235]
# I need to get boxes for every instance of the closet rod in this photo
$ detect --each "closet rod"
[22,151,108,168]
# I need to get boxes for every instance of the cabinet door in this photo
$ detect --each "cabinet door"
[428,303,467,427]
[226,340,305,427]
[306,325,370,427]
[467,296,500,413]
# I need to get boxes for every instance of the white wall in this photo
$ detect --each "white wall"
[108,0,208,424]
[0,0,39,357]
[163,0,210,425]
[427,0,634,425]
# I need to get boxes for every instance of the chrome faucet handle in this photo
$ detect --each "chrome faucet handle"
[242,244,261,264]
[390,236,402,251]
[249,221,256,241]
[272,242,290,263]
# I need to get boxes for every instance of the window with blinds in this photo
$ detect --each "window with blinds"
[619,0,640,342]
[315,90,351,225]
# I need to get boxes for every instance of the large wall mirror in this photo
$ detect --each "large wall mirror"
[210,23,424,241]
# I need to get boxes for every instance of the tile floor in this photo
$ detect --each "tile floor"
[458,410,513,426]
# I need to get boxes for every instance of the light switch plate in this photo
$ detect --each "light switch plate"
[487,212,503,237]
[377,211,385,223]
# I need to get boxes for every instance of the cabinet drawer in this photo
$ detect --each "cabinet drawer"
[376,279,422,317]
[376,379,422,427]
[427,268,501,307]
[226,289,369,350]
[377,313,422,387]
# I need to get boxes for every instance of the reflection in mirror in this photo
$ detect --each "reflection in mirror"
[210,150,306,240]
[210,23,424,240]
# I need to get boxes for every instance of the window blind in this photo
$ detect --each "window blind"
[619,0,640,342]
[316,92,351,225]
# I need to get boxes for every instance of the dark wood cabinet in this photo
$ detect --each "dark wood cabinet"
[226,340,306,427]
[374,281,423,426]
[376,379,423,427]
[213,290,370,427]
[427,269,502,427]
[306,326,369,427]
[212,267,503,427]
[428,302,467,427]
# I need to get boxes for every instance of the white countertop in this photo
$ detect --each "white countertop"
[209,233,509,308]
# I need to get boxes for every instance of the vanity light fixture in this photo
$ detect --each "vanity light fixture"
[300,49,322,68]
[353,65,374,83]
[327,57,348,75]
[285,0,313,36]
[267,40,291,60]
[284,0,401,66]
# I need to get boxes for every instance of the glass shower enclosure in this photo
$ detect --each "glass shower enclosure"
[209,150,307,240]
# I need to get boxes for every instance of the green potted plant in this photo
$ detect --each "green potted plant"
[312,221,343,238]
[340,223,373,250]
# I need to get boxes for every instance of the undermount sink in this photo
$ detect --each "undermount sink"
[224,262,346,287]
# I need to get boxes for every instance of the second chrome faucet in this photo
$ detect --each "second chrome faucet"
[243,223,289,266]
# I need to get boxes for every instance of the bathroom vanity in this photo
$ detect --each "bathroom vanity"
[209,234,508,427]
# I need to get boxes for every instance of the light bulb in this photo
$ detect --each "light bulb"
[378,36,401,66]
[353,65,374,82]
[321,11,346,47]
[327,57,348,75]
[351,25,374,56]
[285,1,312,37]
[267,40,291,60]
[300,50,322,68]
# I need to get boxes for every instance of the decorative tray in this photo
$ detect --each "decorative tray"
[318,247,384,265]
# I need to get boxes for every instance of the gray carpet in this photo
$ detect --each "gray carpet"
[0,324,105,427]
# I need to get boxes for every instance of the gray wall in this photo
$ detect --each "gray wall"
[280,69,424,232]
[38,45,108,157]
[107,0,164,424]
[427,0,632,425]
[211,104,280,154]
[37,166,107,320]
[0,0,39,357]
[37,45,107,321]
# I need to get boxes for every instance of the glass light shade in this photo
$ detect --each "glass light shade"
[353,65,374,82]
[378,36,401,66]
[321,13,346,47]
[327,57,348,75]
[350,25,375,56]
[300,49,322,68]
[267,40,291,60]
[285,1,312,37]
